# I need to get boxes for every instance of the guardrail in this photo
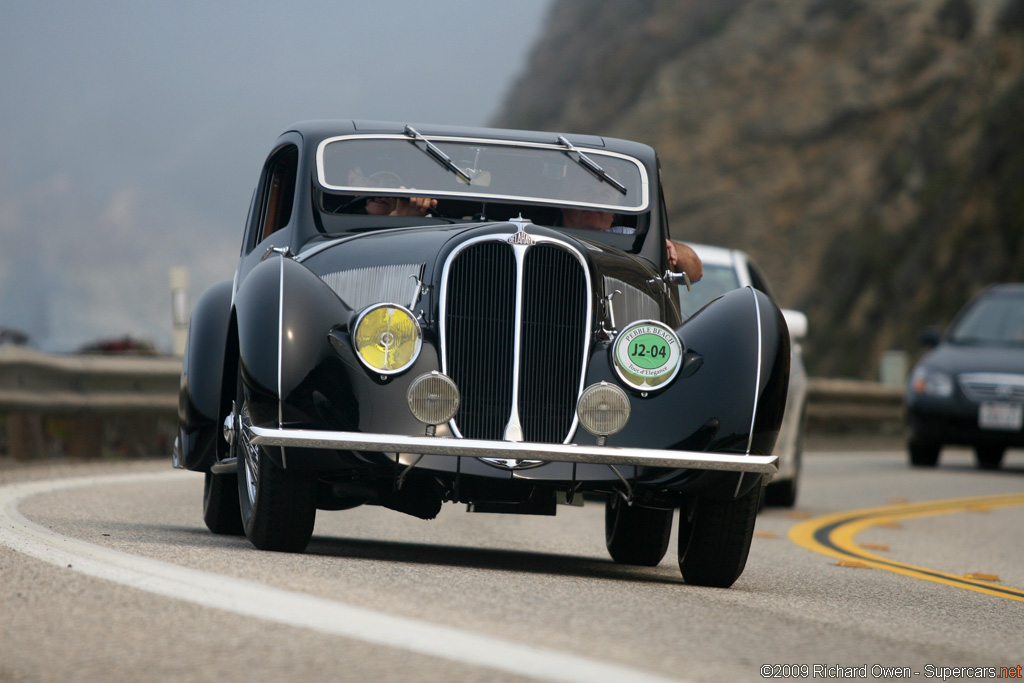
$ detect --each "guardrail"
[0,347,906,460]
[0,346,180,460]
[805,377,905,427]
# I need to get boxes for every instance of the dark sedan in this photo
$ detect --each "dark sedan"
[905,283,1024,469]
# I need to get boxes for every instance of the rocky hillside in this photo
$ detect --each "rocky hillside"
[493,0,1024,378]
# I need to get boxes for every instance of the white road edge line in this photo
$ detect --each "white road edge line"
[0,470,682,683]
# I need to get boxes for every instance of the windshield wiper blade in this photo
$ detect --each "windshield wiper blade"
[557,135,627,195]
[404,125,472,183]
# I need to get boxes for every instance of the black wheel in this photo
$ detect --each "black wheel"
[203,471,244,535]
[677,482,761,588]
[233,367,316,552]
[604,496,673,566]
[974,446,1005,470]
[908,437,941,467]
[764,433,801,508]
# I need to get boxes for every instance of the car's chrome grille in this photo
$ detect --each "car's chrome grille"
[442,237,590,443]
[959,373,1024,403]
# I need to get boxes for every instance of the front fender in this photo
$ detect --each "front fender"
[177,279,233,471]
[588,286,790,455]
[234,254,355,427]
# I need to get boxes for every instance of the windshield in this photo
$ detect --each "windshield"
[678,263,742,318]
[317,135,649,212]
[949,292,1024,346]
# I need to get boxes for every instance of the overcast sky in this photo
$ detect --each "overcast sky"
[0,0,552,352]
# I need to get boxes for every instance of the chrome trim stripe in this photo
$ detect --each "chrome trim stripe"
[278,256,284,427]
[745,286,763,457]
[504,240,528,441]
[277,256,286,469]
[248,426,778,474]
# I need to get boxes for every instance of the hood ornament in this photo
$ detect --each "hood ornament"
[507,214,535,246]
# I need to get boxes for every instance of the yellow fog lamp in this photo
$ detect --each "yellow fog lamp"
[577,382,631,445]
[407,372,461,435]
[353,303,422,375]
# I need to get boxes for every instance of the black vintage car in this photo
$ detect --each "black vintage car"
[174,120,790,588]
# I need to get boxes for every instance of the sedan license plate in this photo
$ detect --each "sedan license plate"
[978,402,1023,431]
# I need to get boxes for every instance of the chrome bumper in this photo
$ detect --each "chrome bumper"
[248,426,778,474]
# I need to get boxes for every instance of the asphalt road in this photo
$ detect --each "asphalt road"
[1,442,1022,682]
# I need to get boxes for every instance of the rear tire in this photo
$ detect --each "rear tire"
[203,471,244,535]
[678,482,761,588]
[233,367,316,552]
[908,438,940,467]
[974,446,1005,470]
[605,496,673,566]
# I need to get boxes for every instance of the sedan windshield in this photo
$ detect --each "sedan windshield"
[950,293,1024,346]
[317,135,649,212]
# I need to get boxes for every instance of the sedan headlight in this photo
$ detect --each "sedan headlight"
[910,366,953,397]
[353,303,422,374]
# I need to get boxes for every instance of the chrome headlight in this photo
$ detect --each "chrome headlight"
[910,366,953,397]
[612,320,683,391]
[353,303,422,375]
[577,382,631,437]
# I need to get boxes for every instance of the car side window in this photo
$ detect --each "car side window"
[254,145,298,246]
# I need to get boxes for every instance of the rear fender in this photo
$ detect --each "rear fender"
[177,279,233,471]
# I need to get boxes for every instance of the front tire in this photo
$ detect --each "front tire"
[605,496,673,566]
[974,446,1005,470]
[677,481,761,588]
[203,471,244,535]
[908,437,941,467]
[233,368,316,552]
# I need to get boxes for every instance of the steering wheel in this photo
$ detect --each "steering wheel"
[335,196,371,214]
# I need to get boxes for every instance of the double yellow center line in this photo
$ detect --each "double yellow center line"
[788,493,1024,602]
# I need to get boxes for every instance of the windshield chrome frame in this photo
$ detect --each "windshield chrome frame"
[315,133,651,212]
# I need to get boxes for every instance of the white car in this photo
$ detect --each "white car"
[679,244,809,506]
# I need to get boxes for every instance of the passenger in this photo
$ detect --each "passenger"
[560,208,703,282]
[560,173,702,281]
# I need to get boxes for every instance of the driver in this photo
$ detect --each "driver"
[348,168,437,217]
